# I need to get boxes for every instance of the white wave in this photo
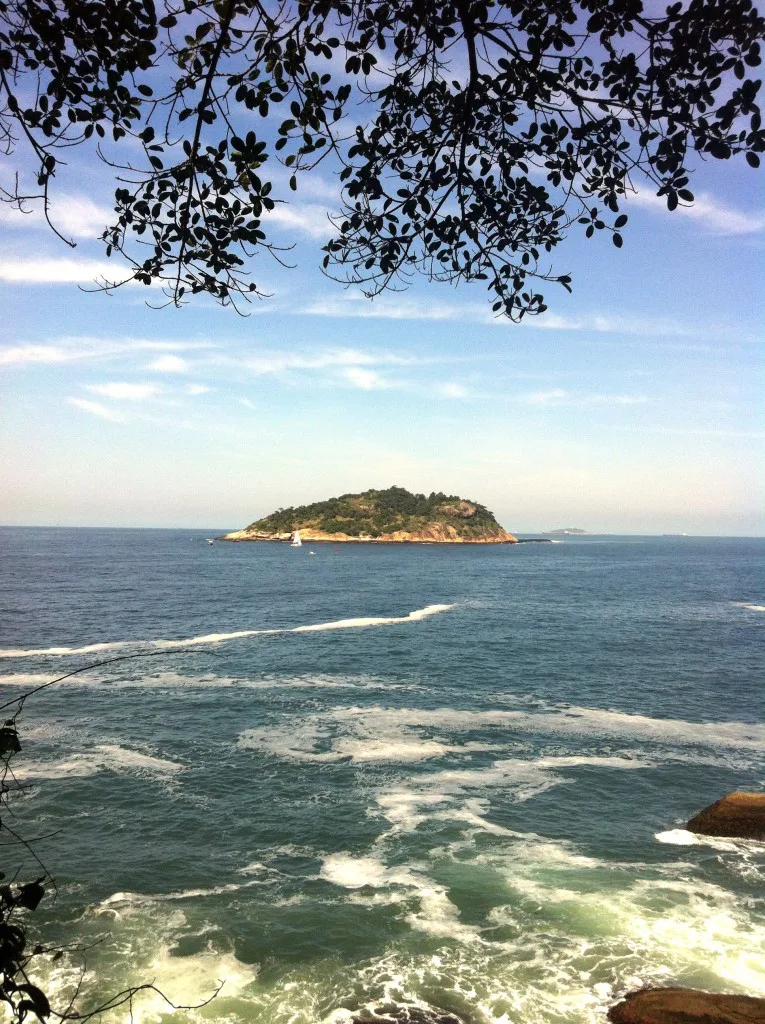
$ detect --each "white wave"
[292,604,454,632]
[330,704,765,751]
[14,744,183,780]
[2,669,422,694]
[99,876,275,911]
[38,837,765,1024]
[239,701,764,781]
[320,852,480,941]
[237,703,500,764]
[655,828,705,846]
[374,755,648,839]
[0,672,53,686]
[406,887,481,942]
[28,900,256,1024]
[0,604,455,658]
[656,828,765,853]
[733,602,765,612]
[550,705,765,750]
[321,853,393,889]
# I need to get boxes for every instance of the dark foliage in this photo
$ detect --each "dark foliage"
[0,1,762,317]
[248,485,503,535]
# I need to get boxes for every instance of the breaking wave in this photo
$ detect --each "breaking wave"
[0,604,455,658]
[13,744,183,781]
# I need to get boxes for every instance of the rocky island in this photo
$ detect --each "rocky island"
[222,486,517,544]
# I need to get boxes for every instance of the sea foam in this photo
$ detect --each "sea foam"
[14,744,183,781]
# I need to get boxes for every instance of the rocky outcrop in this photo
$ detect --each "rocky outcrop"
[220,486,517,544]
[608,988,765,1023]
[223,529,292,542]
[687,791,765,839]
[223,525,516,544]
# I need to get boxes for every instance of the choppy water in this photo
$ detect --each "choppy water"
[0,529,763,1024]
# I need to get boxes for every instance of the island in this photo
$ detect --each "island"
[546,527,587,535]
[221,486,518,544]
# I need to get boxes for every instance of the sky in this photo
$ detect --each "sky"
[1,98,763,534]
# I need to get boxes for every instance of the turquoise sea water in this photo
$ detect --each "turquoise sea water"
[0,529,763,1024]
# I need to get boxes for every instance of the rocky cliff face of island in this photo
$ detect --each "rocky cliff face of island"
[222,486,517,544]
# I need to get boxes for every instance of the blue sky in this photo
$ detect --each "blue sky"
[1,135,763,534]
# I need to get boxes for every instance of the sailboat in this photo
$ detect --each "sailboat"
[290,530,302,548]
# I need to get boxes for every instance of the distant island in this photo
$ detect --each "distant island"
[222,486,517,544]
[546,528,588,535]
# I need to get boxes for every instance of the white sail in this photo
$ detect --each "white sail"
[291,530,302,547]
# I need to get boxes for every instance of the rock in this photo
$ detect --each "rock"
[608,988,765,1024]
[687,791,765,839]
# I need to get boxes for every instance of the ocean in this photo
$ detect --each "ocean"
[0,528,763,1024]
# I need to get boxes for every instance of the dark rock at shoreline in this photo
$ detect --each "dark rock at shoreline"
[608,988,765,1023]
[687,791,765,839]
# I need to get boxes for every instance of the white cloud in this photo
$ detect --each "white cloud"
[264,203,333,239]
[301,294,705,339]
[291,175,339,202]
[524,388,569,406]
[86,382,161,401]
[0,336,222,370]
[521,388,648,407]
[340,366,390,390]
[587,393,649,406]
[0,345,79,367]
[67,397,124,422]
[437,382,469,399]
[241,347,414,376]
[515,312,694,337]
[239,397,256,409]
[629,189,765,235]
[0,195,113,239]
[149,355,189,373]
[303,294,484,322]
[186,383,212,395]
[0,258,128,284]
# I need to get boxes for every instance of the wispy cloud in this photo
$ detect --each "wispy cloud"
[521,389,649,407]
[240,347,415,376]
[339,366,390,390]
[186,383,212,396]
[85,382,161,401]
[523,388,569,406]
[301,292,704,338]
[265,203,334,240]
[239,397,256,409]
[0,345,81,367]
[67,397,125,421]
[515,312,695,337]
[436,382,469,399]
[287,174,339,202]
[0,258,129,284]
[0,195,113,239]
[629,189,765,235]
[149,355,189,373]
[1,337,220,370]
[303,294,484,322]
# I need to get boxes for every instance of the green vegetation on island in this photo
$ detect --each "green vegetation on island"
[225,487,516,543]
